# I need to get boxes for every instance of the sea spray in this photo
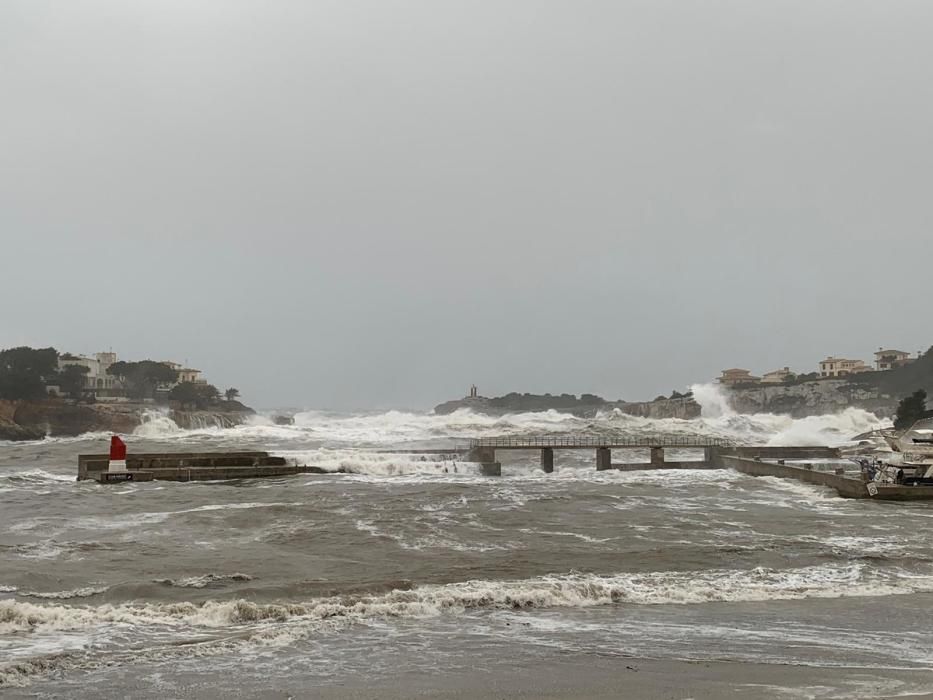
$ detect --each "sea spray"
[689,382,736,418]
[132,408,182,438]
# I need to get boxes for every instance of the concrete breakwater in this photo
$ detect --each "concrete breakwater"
[78,451,301,482]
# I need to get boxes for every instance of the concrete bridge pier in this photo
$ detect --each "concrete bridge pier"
[596,447,612,471]
[540,448,554,474]
[650,447,665,467]
[467,446,500,476]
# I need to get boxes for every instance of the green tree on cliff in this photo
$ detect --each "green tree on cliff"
[170,382,221,410]
[224,387,240,402]
[57,364,90,399]
[107,360,178,399]
[0,346,59,400]
[894,389,930,430]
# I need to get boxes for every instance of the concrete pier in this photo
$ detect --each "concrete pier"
[479,462,502,476]
[540,448,554,474]
[596,447,612,471]
[463,436,734,475]
[717,455,910,499]
[80,451,295,483]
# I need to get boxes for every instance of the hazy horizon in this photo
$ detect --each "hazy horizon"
[3,1,931,410]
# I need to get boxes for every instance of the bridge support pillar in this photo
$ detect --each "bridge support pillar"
[596,447,612,471]
[540,448,554,474]
[704,446,721,467]
[479,462,501,476]
[650,447,665,467]
[468,447,496,463]
[467,446,500,476]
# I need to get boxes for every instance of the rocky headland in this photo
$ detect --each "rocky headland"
[723,379,898,418]
[724,349,933,418]
[0,399,255,441]
[435,349,933,421]
[434,394,700,420]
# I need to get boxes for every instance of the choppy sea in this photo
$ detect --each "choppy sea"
[4,386,931,698]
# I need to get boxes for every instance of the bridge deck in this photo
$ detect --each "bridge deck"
[468,436,732,449]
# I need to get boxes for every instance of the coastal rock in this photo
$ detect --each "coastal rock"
[0,423,46,441]
[433,395,700,420]
[619,397,701,420]
[725,380,897,418]
[170,410,252,430]
[0,398,256,440]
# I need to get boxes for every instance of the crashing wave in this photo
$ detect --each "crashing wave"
[19,586,109,600]
[1,562,928,638]
[154,573,253,589]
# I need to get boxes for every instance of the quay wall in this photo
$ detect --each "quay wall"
[720,455,868,498]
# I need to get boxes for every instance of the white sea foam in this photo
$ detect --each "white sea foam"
[0,469,75,484]
[132,408,182,437]
[17,385,890,456]
[154,573,253,588]
[4,562,933,688]
[19,586,109,600]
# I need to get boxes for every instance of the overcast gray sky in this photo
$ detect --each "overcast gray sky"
[2,1,931,410]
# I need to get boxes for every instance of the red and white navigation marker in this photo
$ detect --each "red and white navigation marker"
[109,435,127,472]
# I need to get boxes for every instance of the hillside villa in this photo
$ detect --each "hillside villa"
[719,344,912,386]
[762,367,794,384]
[818,356,872,378]
[875,348,917,371]
[718,368,761,385]
[56,352,207,401]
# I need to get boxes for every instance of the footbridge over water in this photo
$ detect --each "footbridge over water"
[466,435,737,475]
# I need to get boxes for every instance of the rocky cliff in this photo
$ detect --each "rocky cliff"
[724,380,898,418]
[0,399,254,441]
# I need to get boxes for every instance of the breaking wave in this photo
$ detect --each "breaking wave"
[109,403,889,451]
[19,586,109,600]
[3,561,931,687]
[11,382,890,454]
[132,409,182,437]
[154,573,253,589]
[1,563,928,638]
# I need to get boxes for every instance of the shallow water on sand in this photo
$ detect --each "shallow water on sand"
[4,406,929,698]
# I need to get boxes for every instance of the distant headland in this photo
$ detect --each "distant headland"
[436,346,933,420]
[435,391,699,420]
[0,346,253,440]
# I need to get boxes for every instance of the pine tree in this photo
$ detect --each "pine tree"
[894,389,928,430]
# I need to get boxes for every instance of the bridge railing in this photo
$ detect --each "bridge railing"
[468,435,734,449]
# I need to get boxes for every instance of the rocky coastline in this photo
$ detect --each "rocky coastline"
[724,379,898,418]
[0,399,255,441]
[434,395,700,420]
[434,378,909,421]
